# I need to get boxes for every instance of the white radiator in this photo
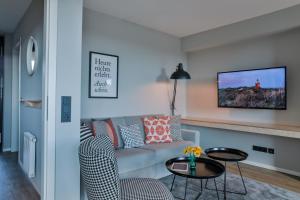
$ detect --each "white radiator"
[23,132,37,178]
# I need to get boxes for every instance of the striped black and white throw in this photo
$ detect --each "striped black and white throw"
[80,125,93,143]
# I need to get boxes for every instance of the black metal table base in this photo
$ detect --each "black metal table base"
[205,161,247,198]
[170,174,220,200]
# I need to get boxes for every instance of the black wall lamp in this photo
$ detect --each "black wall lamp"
[170,63,191,115]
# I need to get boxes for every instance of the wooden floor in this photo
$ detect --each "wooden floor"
[0,152,299,199]
[0,152,40,200]
[227,162,300,193]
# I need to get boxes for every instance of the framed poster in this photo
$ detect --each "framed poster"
[89,52,119,98]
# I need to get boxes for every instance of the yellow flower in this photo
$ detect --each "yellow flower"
[194,149,201,157]
[183,148,188,154]
[183,146,202,157]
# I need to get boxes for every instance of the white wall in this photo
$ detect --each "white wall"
[81,8,187,118]
[55,0,82,199]
[187,28,300,126]
[12,0,44,193]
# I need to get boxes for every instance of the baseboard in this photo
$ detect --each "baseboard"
[242,160,300,177]
[18,160,40,196]
[18,159,24,172]
[2,148,11,152]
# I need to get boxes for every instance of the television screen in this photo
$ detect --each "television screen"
[218,66,286,109]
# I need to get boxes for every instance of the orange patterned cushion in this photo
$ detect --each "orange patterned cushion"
[143,116,173,144]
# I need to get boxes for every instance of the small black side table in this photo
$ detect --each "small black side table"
[166,157,225,200]
[205,147,248,200]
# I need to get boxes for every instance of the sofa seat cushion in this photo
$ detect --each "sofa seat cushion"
[138,141,194,163]
[116,148,155,174]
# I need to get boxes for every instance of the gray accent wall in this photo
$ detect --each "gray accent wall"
[55,0,83,199]
[185,27,300,173]
[81,8,187,119]
[12,0,44,193]
[183,125,300,173]
[187,28,300,125]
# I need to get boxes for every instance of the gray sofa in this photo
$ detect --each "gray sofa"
[81,115,200,200]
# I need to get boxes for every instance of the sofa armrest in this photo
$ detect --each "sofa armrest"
[181,129,200,146]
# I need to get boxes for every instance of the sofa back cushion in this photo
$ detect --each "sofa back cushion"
[119,124,144,148]
[124,116,146,140]
[80,125,94,143]
[92,119,121,149]
[90,114,162,149]
[144,116,173,144]
[170,115,183,141]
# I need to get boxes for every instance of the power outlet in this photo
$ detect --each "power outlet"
[61,96,71,123]
[268,148,275,154]
[253,145,268,153]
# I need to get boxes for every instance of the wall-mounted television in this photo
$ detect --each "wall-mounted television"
[218,66,286,110]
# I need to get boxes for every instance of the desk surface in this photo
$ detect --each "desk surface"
[181,117,300,139]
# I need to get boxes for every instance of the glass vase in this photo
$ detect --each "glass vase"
[189,153,196,169]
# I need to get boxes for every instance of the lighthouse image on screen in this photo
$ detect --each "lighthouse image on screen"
[218,67,286,109]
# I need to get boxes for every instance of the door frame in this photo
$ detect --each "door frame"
[11,37,22,165]
[0,36,3,152]
[41,0,57,199]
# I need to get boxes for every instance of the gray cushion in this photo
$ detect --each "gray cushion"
[124,116,145,140]
[124,114,163,140]
[119,124,145,148]
[116,148,156,174]
[170,115,183,141]
[138,141,194,163]
[92,118,126,149]
[81,119,93,129]
[110,117,128,149]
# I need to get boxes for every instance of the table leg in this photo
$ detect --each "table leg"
[214,178,220,200]
[224,161,227,200]
[201,179,203,192]
[169,175,188,200]
[194,179,203,200]
[205,178,209,189]
[237,161,247,195]
[184,177,188,200]
[203,161,247,196]
[170,174,176,191]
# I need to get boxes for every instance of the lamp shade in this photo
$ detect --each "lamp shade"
[170,63,191,79]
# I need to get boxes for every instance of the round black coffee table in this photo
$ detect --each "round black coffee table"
[166,157,225,200]
[205,147,248,200]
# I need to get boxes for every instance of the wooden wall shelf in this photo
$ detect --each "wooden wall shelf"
[181,117,300,139]
[20,99,42,109]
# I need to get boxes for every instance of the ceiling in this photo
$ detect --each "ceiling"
[0,0,32,33]
[84,0,300,37]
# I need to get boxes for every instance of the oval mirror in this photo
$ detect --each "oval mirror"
[26,36,38,76]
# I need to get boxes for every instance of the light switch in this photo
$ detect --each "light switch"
[61,96,71,123]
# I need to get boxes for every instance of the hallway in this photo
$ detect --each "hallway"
[0,152,39,200]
